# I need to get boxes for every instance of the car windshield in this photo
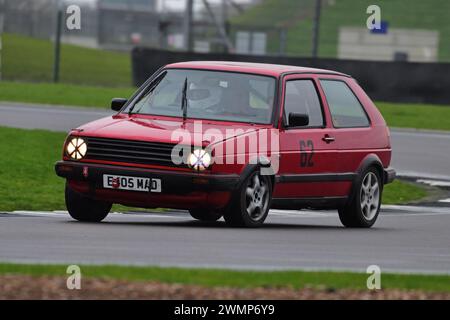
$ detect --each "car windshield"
[128,69,276,124]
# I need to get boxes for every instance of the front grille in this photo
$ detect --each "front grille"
[85,137,187,168]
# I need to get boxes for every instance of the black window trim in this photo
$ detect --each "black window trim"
[318,78,371,129]
[282,77,327,130]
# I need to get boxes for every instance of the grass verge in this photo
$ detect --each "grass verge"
[0,263,449,292]
[3,33,132,87]
[0,127,66,211]
[382,180,428,205]
[0,81,135,108]
[377,102,450,131]
[0,126,429,212]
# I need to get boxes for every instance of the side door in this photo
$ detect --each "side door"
[273,74,341,199]
[318,76,381,173]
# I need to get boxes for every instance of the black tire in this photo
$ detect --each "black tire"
[189,209,222,222]
[338,167,382,228]
[65,183,112,222]
[224,170,272,227]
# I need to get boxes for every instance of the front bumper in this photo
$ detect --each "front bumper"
[383,167,396,184]
[55,161,240,193]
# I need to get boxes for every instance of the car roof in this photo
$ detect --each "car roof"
[165,61,350,78]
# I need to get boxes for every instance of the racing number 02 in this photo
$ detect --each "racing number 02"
[300,140,314,167]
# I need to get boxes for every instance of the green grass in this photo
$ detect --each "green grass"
[2,33,132,87]
[0,127,67,212]
[0,126,428,212]
[383,180,428,205]
[377,102,450,131]
[231,0,450,61]
[0,263,449,292]
[0,81,135,108]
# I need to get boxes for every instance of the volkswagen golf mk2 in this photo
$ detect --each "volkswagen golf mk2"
[55,61,395,227]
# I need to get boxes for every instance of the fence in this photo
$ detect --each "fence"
[2,0,158,49]
[3,0,98,42]
[2,0,449,62]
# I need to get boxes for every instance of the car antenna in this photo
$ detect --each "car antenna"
[181,77,188,124]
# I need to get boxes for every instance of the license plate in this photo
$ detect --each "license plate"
[103,174,161,193]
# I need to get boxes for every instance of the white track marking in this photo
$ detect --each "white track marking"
[381,205,450,214]
[269,209,334,217]
[4,205,449,219]
[8,210,333,219]
[8,210,187,219]
[397,171,450,182]
[11,211,65,217]
[417,179,450,187]
[439,198,450,203]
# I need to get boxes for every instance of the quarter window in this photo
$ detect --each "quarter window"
[284,80,324,127]
[320,80,370,128]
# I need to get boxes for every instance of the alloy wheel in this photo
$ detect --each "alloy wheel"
[360,171,380,220]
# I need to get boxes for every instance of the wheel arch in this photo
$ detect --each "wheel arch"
[233,159,276,206]
[347,154,384,205]
[237,161,275,191]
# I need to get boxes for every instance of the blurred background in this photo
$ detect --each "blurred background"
[1,0,449,89]
[1,2,450,297]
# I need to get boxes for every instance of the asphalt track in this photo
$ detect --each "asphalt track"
[0,102,449,273]
[0,207,449,274]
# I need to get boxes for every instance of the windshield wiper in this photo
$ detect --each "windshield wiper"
[128,71,166,115]
[181,77,188,122]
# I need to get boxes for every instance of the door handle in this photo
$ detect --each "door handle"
[322,134,335,143]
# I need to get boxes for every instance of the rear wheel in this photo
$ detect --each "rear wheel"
[189,209,222,222]
[65,183,112,222]
[224,170,272,227]
[338,167,382,228]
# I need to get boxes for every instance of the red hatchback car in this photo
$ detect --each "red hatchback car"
[55,61,395,227]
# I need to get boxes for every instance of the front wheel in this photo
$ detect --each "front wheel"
[65,183,112,222]
[224,171,272,227]
[338,167,382,228]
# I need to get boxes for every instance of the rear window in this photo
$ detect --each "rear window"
[320,80,370,128]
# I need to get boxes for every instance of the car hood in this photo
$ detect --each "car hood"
[75,114,269,147]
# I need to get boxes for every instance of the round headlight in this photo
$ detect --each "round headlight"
[188,149,211,171]
[66,137,87,160]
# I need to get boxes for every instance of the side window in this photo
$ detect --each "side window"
[284,80,324,127]
[320,80,370,128]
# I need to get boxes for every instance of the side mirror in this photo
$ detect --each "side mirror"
[288,113,309,127]
[111,98,127,111]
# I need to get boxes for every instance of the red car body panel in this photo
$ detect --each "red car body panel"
[56,61,394,211]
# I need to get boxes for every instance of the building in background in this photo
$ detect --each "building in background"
[97,0,159,49]
[338,27,439,62]
[2,0,164,50]
[3,0,58,40]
